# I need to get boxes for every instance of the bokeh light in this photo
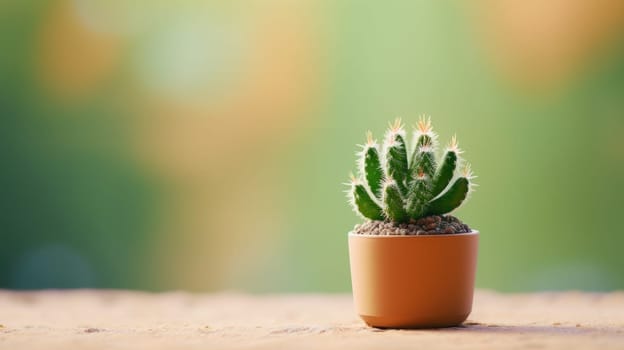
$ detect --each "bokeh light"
[1,0,623,292]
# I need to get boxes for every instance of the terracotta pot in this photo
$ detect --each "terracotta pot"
[348,231,479,328]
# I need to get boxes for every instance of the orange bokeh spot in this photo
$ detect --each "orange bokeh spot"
[470,0,624,91]
[37,0,121,101]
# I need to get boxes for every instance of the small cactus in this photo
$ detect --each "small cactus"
[347,116,476,223]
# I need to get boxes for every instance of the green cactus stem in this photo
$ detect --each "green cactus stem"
[427,177,469,215]
[431,136,459,197]
[382,181,408,222]
[350,179,384,220]
[405,169,430,219]
[385,119,410,194]
[411,140,437,181]
[362,132,383,199]
[415,133,433,149]
[410,116,437,179]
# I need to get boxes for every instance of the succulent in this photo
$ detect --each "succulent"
[347,117,476,223]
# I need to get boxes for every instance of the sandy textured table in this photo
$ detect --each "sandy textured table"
[1,290,623,349]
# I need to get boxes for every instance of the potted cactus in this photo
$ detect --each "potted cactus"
[347,117,478,328]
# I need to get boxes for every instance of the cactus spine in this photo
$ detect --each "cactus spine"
[348,116,475,222]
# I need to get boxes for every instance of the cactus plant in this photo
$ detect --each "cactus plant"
[348,116,475,223]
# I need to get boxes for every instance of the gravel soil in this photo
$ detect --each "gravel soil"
[352,215,471,235]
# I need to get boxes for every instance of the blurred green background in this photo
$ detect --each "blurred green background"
[1,0,624,292]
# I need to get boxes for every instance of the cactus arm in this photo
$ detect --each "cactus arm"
[409,115,438,182]
[411,146,437,182]
[350,181,385,220]
[409,140,437,210]
[405,170,431,219]
[410,135,432,170]
[431,150,457,197]
[431,135,462,197]
[427,177,469,215]
[363,140,383,199]
[415,134,433,150]
[382,181,408,223]
[385,134,410,194]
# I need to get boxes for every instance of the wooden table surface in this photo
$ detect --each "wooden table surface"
[0,289,623,349]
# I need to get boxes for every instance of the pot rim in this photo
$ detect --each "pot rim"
[348,230,479,238]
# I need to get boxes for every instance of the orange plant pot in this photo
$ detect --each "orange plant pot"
[348,231,479,328]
